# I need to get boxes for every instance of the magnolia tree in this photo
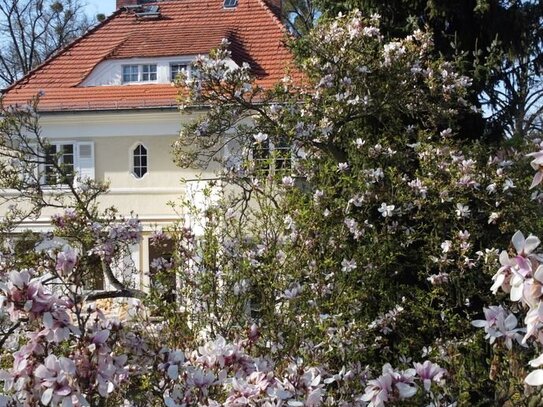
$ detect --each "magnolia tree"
[172,11,543,406]
[0,10,542,407]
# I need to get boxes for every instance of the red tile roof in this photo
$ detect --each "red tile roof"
[2,0,296,112]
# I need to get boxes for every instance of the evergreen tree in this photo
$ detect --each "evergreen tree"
[314,0,543,139]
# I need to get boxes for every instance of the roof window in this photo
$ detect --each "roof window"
[127,4,160,19]
[224,0,238,8]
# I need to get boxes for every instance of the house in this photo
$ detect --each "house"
[0,0,294,291]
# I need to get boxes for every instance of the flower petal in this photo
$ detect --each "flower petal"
[525,235,541,254]
[41,388,54,406]
[396,382,417,399]
[529,354,543,368]
[530,171,543,189]
[512,231,525,254]
[526,369,543,386]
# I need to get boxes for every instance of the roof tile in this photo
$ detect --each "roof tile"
[2,0,297,111]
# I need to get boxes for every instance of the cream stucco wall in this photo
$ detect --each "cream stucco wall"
[0,108,223,225]
[0,108,224,289]
[37,109,216,219]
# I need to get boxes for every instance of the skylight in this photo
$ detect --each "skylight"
[224,0,238,8]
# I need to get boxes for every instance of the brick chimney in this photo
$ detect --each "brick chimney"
[116,0,139,8]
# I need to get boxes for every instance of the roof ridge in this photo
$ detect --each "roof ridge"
[1,9,124,94]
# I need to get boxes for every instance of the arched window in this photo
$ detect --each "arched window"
[132,144,148,178]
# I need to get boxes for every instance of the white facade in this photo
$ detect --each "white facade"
[5,109,219,291]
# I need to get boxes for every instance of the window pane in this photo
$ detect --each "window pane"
[170,64,187,81]
[132,144,148,178]
[142,65,157,81]
[123,65,138,82]
[63,155,74,165]
[224,0,238,8]
[62,145,73,154]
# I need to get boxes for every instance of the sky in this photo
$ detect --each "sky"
[84,0,116,19]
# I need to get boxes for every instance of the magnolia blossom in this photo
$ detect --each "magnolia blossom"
[341,258,357,272]
[414,361,446,391]
[35,355,77,406]
[361,363,422,407]
[472,306,524,349]
[253,132,268,143]
[378,203,395,218]
[490,231,540,301]
[483,231,543,387]
[455,203,470,218]
[488,212,500,224]
[282,176,295,187]
[441,240,452,253]
[527,150,543,189]
[55,247,78,276]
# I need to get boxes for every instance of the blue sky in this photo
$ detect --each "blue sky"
[84,0,116,18]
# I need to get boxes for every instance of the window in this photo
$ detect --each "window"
[224,0,238,8]
[170,63,187,82]
[40,142,94,186]
[122,65,139,83]
[142,64,157,81]
[149,238,176,304]
[252,139,291,175]
[45,144,74,185]
[132,144,148,178]
[122,64,157,83]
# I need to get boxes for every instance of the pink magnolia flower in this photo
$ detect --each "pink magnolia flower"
[527,150,543,189]
[0,270,63,322]
[55,247,78,276]
[472,306,524,349]
[42,309,80,343]
[360,371,393,407]
[361,364,417,407]
[414,361,446,391]
[34,355,76,406]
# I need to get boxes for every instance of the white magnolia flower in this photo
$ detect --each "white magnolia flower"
[341,258,357,272]
[378,203,395,217]
[253,132,268,143]
[488,212,500,224]
[441,240,452,253]
[455,203,470,218]
[282,176,294,187]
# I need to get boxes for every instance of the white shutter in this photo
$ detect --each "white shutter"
[76,142,95,180]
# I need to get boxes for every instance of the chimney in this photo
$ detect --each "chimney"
[116,0,139,8]
[264,0,282,18]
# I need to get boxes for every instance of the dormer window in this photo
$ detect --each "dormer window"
[224,0,238,8]
[122,65,139,83]
[170,63,187,81]
[142,64,157,81]
[122,64,157,83]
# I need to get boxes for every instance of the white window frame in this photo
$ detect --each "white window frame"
[170,63,188,82]
[251,139,292,175]
[38,141,95,187]
[122,64,158,84]
[142,64,157,81]
[122,65,139,83]
[130,142,149,180]
[43,142,75,186]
